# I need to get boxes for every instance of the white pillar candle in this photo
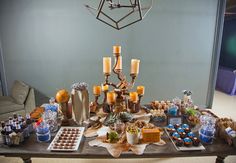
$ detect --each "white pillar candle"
[113,45,121,55]
[103,57,111,75]
[130,59,140,75]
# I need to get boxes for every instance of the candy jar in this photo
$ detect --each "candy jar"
[35,120,51,142]
[199,115,216,144]
[168,104,178,116]
[42,108,59,133]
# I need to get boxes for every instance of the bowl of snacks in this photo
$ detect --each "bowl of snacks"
[105,131,119,143]
[185,108,200,127]
[126,125,140,145]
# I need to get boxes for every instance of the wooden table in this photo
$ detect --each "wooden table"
[0,131,235,163]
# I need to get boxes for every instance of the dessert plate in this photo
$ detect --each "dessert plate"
[47,127,85,151]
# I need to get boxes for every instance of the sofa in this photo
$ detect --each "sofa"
[0,80,36,121]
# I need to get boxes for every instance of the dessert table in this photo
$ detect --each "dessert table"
[0,129,235,163]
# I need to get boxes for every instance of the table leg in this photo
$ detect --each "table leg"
[216,155,227,163]
[21,156,32,163]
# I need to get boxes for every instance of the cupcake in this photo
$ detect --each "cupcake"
[184,137,192,147]
[177,127,184,134]
[174,124,180,129]
[172,132,180,140]
[175,138,184,147]
[192,137,200,146]
[180,132,187,139]
[167,124,174,131]
[169,128,176,136]
[181,124,189,129]
[187,132,195,139]
[184,127,190,133]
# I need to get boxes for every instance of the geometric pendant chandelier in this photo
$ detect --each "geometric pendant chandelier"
[85,0,153,30]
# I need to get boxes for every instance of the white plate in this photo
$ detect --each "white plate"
[47,127,85,152]
[165,128,205,151]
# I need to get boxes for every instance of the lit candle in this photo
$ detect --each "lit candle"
[101,84,109,91]
[107,92,116,104]
[137,86,145,95]
[115,56,122,70]
[113,45,121,55]
[129,92,138,103]
[103,57,111,75]
[93,85,101,96]
[130,59,140,75]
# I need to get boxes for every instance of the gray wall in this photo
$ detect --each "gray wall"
[0,0,218,107]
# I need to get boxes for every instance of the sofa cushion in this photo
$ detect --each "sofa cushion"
[11,80,30,104]
[0,96,24,114]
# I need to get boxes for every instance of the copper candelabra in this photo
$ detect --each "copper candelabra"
[91,46,144,114]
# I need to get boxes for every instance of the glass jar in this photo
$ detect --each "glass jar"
[42,109,59,133]
[36,121,51,142]
[199,116,216,144]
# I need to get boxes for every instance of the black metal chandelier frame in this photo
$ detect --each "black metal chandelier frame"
[85,0,153,30]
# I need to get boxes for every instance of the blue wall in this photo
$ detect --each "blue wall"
[0,0,218,107]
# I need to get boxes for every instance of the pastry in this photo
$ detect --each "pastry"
[183,137,192,147]
[175,138,184,147]
[174,124,180,129]
[172,132,180,140]
[167,124,174,131]
[169,128,176,136]
[192,137,200,146]
[177,127,184,134]
[181,124,189,129]
[180,132,187,139]
[187,132,195,139]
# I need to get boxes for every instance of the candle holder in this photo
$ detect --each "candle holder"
[60,102,70,126]
[94,45,144,114]
[94,94,100,105]
[89,93,102,114]
[136,94,143,112]
[102,90,111,113]
[128,100,138,113]
[108,102,115,113]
